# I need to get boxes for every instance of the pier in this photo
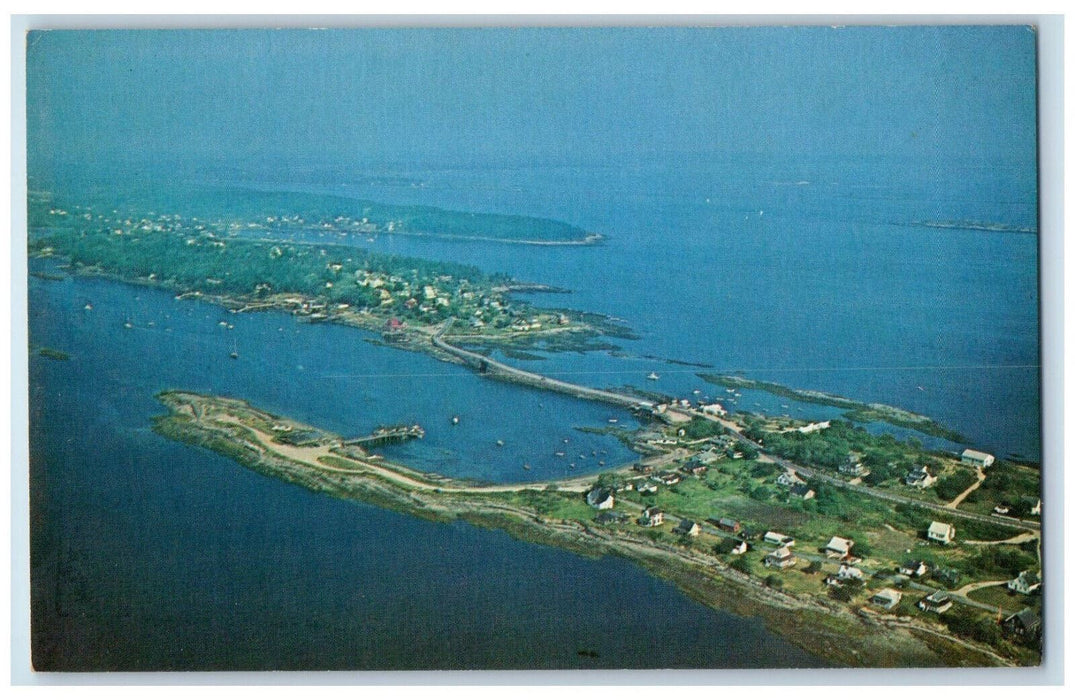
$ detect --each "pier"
[344,424,426,447]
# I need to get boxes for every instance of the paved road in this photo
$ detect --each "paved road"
[434,320,1039,536]
[703,414,1041,534]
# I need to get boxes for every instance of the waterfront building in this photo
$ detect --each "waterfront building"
[960,449,995,469]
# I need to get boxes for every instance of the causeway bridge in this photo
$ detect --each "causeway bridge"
[431,322,654,411]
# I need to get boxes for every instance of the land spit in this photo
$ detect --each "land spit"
[153,390,1022,669]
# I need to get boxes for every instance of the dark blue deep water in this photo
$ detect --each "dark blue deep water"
[28,151,1040,671]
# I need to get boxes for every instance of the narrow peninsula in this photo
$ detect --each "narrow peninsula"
[154,389,1042,669]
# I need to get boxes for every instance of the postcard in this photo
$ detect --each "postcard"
[22,24,1046,674]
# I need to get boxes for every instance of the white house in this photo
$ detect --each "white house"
[825,536,855,558]
[927,521,956,545]
[899,560,929,578]
[918,590,954,614]
[764,531,795,547]
[904,466,937,489]
[673,519,701,537]
[639,507,664,527]
[870,588,903,610]
[700,403,727,417]
[764,547,797,569]
[777,470,806,488]
[838,453,868,477]
[585,487,615,510]
[731,541,749,555]
[837,564,864,581]
[961,449,995,469]
[1008,570,1042,595]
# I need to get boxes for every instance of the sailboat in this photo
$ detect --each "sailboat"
[229,339,239,359]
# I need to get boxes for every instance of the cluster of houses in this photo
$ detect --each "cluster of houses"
[762,531,799,570]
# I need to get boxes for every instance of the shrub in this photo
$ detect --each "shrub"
[935,472,979,501]
[730,557,752,575]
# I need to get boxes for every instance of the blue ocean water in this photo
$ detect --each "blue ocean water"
[28,261,824,670]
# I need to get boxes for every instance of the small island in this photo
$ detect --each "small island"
[699,374,968,442]
[154,386,1041,668]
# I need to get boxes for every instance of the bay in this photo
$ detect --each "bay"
[28,263,824,670]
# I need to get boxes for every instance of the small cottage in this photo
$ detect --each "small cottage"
[1008,570,1042,595]
[904,466,936,489]
[917,590,954,614]
[825,536,855,558]
[899,560,930,578]
[870,588,903,610]
[960,449,995,469]
[585,487,615,510]
[673,519,701,537]
[1002,609,1042,639]
[764,547,797,569]
[927,521,956,545]
[639,507,664,527]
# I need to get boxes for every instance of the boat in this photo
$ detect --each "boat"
[608,418,618,424]
[496,440,505,447]
[83,303,93,311]
[555,451,565,457]
[522,463,531,471]
[229,339,239,359]
[647,372,660,380]
[451,415,460,425]
[123,320,133,329]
